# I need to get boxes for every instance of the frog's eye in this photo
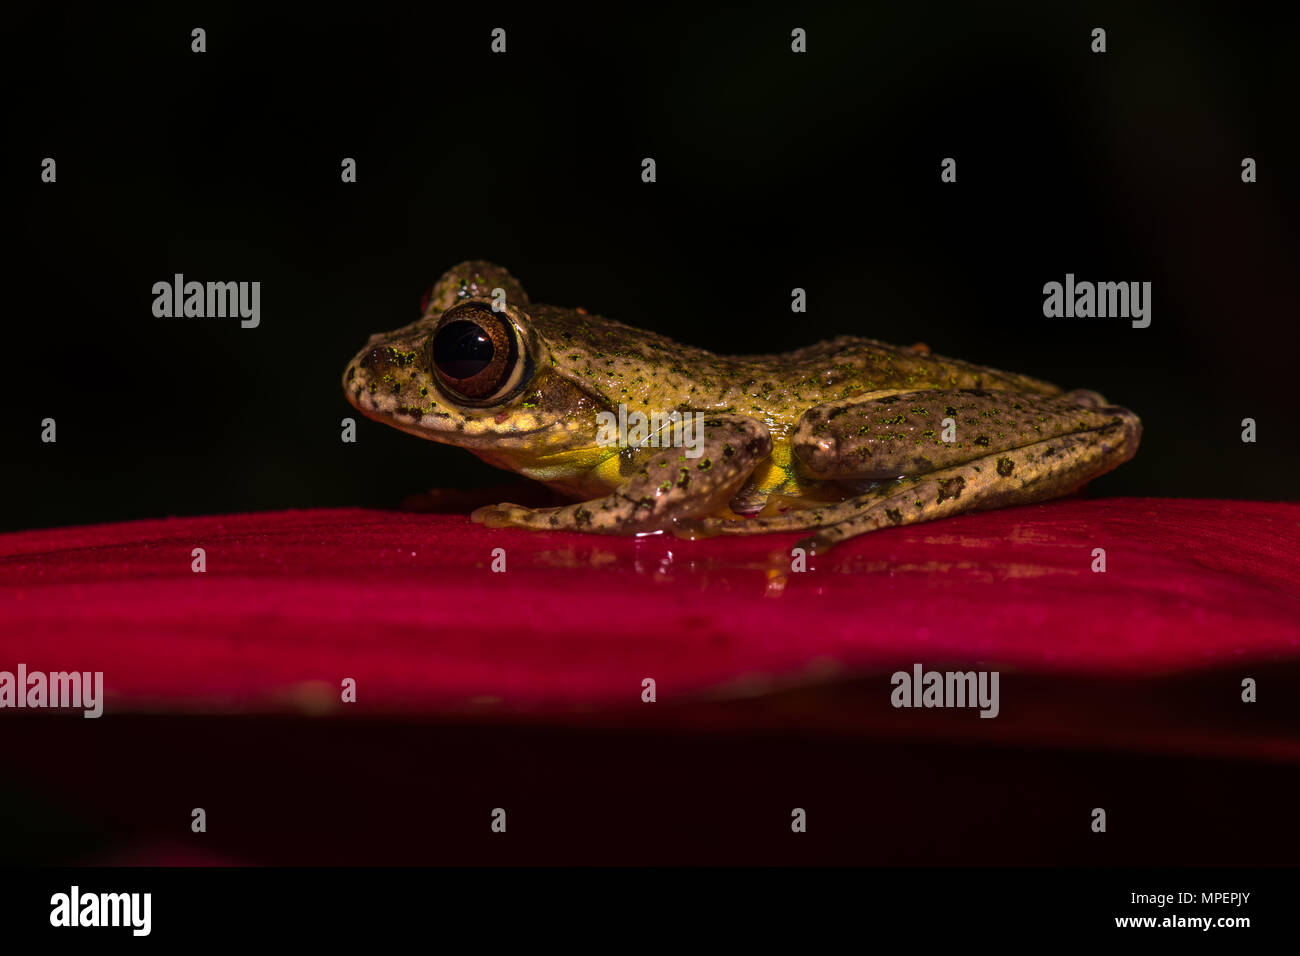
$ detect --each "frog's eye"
[429,303,529,404]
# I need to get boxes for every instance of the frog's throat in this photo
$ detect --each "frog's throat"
[470,444,624,492]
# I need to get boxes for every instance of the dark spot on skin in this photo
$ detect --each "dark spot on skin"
[944,405,957,418]
[345,367,356,383]
[885,508,903,525]
[698,459,713,471]
[549,514,559,526]
[996,457,1015,477]
[974,435,990,447]
[937,476,966,503]
[573,507,592,527]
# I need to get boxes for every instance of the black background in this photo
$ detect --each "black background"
[8,3,1297,532]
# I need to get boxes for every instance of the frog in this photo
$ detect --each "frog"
[342,261,1141,551]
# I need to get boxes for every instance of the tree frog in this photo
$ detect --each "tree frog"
[343,261,1141,550]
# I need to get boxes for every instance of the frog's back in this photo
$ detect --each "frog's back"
[704,336,1061,427]
[533,304,1059,433]
[734,335,1061,395]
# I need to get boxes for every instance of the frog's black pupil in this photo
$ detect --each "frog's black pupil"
[433,321,493,379]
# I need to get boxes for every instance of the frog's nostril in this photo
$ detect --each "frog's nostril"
[361,346,393,372]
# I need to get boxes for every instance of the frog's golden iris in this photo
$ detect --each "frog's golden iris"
[344,261,1141,550]
[428,303,527,405]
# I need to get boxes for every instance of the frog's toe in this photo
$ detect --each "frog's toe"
[668,516,721,541]
[794,532,836,555]
[470,503,527,528]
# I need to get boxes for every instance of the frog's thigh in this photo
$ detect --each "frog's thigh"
[797,423,1134,550]
[716,389,1139,548]
[471,415,771,534]
[793,389,1138,480]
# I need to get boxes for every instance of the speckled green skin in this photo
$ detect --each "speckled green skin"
[343,261,1141,549]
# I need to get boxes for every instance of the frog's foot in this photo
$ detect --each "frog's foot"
[689,389,1141,550]
[755,491,825,516]
[470,415,772,535]
[471,502,533,529]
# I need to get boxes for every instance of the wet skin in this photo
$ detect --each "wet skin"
[343,261,1141,550]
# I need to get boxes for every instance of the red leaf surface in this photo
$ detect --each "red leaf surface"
[2,498,1296,715]
[3,497,1298,864]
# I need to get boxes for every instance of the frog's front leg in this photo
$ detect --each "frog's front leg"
[706,388,1139,550]
[471,415,771,534]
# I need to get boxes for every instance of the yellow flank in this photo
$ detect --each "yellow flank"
[749,439,800,496]
[510,444,621,488]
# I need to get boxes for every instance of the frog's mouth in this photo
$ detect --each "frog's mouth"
[375,410,560,449]
[344,382,562,447]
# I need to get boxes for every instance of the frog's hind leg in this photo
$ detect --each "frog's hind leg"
[471,414,771,535]
[693,389,1141,550]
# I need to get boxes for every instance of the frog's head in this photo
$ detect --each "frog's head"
[343,262,612,469]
